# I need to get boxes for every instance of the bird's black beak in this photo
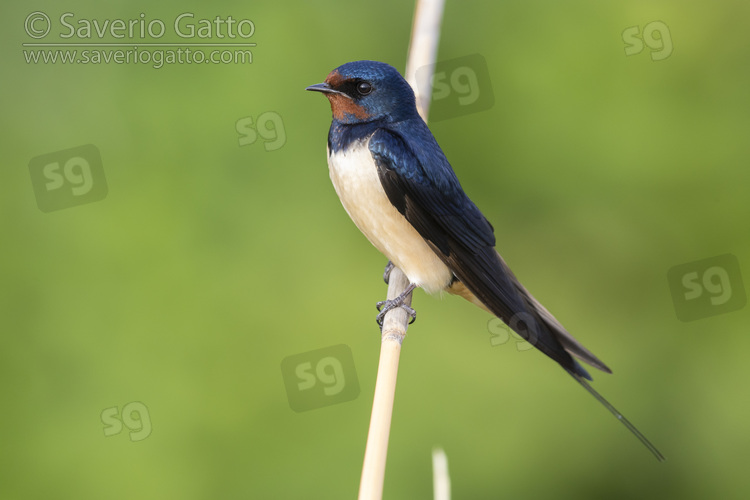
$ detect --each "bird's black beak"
[305,82,345,96]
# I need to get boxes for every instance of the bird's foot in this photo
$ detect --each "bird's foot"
[382,261,394,284]
[376,283,417,327]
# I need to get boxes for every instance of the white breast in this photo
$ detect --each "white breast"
[328,138,453,294]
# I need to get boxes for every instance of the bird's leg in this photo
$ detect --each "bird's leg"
[376,282,417,327]
[382,261,395,284]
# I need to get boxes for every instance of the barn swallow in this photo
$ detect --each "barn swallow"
[307,60,663,460]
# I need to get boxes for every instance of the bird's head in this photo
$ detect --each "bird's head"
[306,60,417,124]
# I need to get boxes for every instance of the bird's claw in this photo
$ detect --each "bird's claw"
[382,261,395,284]
[376,297,416,326]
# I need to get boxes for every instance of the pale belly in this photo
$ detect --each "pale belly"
[328,140,453,294]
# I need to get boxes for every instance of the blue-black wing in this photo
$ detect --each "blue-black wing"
[369,123,609,378]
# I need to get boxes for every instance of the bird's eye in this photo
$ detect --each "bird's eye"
[357,82,373,95]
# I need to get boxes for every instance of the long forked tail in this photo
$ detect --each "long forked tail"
[567,370,665,461]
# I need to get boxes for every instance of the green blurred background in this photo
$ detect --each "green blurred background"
[2,0,749,498]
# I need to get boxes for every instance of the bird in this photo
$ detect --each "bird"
[306,60,664,461]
